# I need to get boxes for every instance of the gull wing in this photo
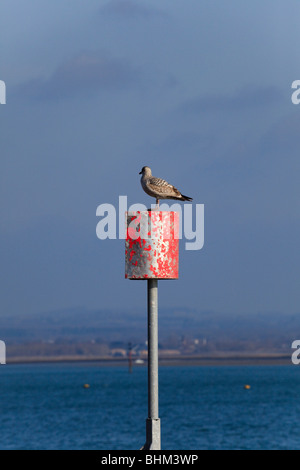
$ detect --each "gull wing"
[148,176,182,198]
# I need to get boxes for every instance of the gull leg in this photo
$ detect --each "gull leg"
[156,199,160,211]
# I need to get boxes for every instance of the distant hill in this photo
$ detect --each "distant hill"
[1,308,298,355]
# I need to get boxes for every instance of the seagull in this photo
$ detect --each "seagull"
[139,166,193,207]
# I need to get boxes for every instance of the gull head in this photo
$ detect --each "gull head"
[139,166,152,177]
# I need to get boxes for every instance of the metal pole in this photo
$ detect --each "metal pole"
[148,279,159,420]
[142,279,161,450]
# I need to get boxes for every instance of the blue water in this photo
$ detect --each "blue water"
[0,363,299,450]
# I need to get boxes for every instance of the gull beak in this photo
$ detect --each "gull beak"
[139,171,142,175]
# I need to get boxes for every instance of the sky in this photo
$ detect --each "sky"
[0,0,300,317]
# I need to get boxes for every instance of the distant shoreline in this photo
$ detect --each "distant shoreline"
[6,353,292,366]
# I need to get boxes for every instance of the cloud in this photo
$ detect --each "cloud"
[99,0,167,19]
[16,51,140,101]
[179,85,283,114]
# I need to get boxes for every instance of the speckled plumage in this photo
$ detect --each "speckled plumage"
[139,166,193,205]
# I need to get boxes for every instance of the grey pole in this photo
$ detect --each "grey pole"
[142,279,161,450]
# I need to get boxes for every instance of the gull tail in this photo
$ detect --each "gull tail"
[180,194,193,202]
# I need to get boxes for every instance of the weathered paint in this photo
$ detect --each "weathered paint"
[125,211,179,280]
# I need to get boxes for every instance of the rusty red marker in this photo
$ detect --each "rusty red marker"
[125,211,179,280]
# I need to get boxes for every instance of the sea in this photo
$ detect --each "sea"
[0,363,299,450]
